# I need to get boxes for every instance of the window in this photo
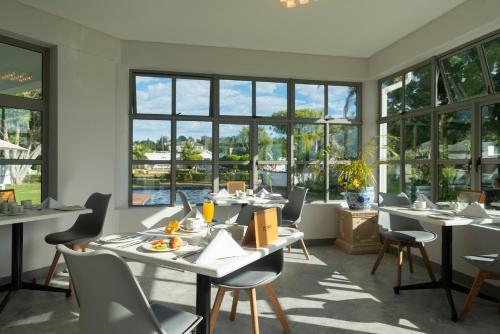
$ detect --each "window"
[381,76,403,117]
[0,37,49,204]
[130,72,361,206]
[484,36,500,93]
[405,64,432,111]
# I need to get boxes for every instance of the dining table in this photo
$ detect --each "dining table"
[0,207,92,313]
[206,193,288,206]
[90,224,304,334]
[378,206,500,321]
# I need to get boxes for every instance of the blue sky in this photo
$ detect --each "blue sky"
[177,121,212,140]
[219,80,252,116]
[133,119,170,141]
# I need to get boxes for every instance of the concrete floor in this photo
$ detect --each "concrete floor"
[0,246,499,334]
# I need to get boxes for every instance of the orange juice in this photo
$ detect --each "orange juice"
[202,201,215,224]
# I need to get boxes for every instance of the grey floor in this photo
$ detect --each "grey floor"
[0,246,499,334]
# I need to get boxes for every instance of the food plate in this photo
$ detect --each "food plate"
[409,207,431,211]
[278,227,296,237]
[179,226,205,233]
[100,233,143,243]
[142,239,188,252]
[428,214,458,220]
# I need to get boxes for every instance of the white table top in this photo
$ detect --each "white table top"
[90,226,303,278]
[206,194,288,206]
[378,206,500,227]
[0,208,92,227]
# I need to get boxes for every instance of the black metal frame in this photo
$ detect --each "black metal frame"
[128,70,363,206]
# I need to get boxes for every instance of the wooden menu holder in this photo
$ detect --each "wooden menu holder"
[241,207,279,248]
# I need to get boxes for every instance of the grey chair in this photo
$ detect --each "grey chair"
[371,192,437,288]
[44,193,112,287]
[178,191,193,216]
[210,205,290,334]
[281,187,310,260]
[57,245,201,334]
[459,253,500,321]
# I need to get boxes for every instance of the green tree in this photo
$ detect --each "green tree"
[180,140,202,161]
[132,143,151,160]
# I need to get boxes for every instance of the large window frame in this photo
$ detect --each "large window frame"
[129,71,362,206]
[0,34,51,203]
[378,30,500,202]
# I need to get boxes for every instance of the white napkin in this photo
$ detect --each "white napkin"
[37,197,62,210]
[195,229,247,264]
[214,188,231,199]
[458,202,491,218]
[416,194,437,209]
[255,188,270,198]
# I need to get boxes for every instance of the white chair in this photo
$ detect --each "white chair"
[58,244,201,334]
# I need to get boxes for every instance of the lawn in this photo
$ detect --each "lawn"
[5,183,42,204]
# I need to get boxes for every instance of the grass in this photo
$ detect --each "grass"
[5,183,42,204]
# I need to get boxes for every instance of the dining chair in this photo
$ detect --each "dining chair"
[280,187,309,260]
[178,191,193,216]
[226,181,246,195]
[371,192,437,288]
[457,189,485,204]
[210,205,290,334]
[44,193,112,288]
[459,253,500,321]
[58,244,201,334]
[0,189,16,202]
[483,189,500,209]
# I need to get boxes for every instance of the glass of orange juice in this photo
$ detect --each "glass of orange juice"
[202,200,215,225]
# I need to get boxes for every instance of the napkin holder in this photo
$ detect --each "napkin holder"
[241,207,279,248]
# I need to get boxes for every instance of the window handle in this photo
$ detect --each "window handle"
[475,157,482,172]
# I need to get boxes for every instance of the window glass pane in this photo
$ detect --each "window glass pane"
[404,115,431,160]
[441,48,487,102]
[132,120,170,160]
[438,164,471,201]
[378,164,400,193]
[436,70,449,106]
[257,124,287,161]
[481,103,500,159]
[219,164,250,189]
[293,163,325,201]
[257,164,287,196]
[3,164,41,204]
[175,164,212,204]
[132,164,171,206]
[484,37,500,92]
[0,43,42,99]
[404,164,431,202]
[295,84,324,118]
[379,121,400,161]
[176,78,210,116]
[219,80,252,116]
[329,164,344,200]
[135,76,172,114]
[256,82,287,117]
[405,64,432,111]
[327,86,357,119]
[438,109,471,160]
[381,76,403,117]
[0,108,41,160]
[176,121,212,161]
[293,124,324,161]
[329,125,358,160]
[219,124,250,161]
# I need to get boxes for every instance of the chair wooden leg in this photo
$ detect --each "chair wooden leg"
[459,270,485,321]
[287,245,291,253]
[397,243,404,288]
[44,250,61,286]
[417,243,436,282]
[210,288,227,334]
[298,238,310,260]
[264,285,290,334]
[247,288,260,334]
[371,239,389,274]
[230,289,239,321]
[406,246,414,273]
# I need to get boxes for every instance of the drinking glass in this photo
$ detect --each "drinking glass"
[202,200,215,224]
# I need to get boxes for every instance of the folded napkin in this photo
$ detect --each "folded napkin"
[195,229,247,264]
[416,194,437,209]
[458,202,491,218]
[36,197,62,210]
[255,188,270,198]
[214,188,231,199]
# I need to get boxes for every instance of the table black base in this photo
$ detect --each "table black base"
[196,274,211,334]
[0,281,71,312]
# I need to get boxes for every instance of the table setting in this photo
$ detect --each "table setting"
[206,188,287,206]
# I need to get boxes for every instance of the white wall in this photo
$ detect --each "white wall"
[0,0,120,277]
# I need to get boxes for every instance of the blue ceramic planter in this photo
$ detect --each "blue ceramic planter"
[345,187,375,210]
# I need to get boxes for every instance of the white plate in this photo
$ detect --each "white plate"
[278,227,296,237]
[142,239,188,252]
[100,233,143,243]
[179,226,206,233]
[409,207,430,211]
[428,214,457,220]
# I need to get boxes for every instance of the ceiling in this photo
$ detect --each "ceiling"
[17,0,467,58]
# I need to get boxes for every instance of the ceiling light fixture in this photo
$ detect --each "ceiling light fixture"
[280,0,311,8]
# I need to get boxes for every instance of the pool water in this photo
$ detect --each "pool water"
[133,187,211,205]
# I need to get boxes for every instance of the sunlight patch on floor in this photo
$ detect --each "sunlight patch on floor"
[398,318,420,329]
[305,288,381,302]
